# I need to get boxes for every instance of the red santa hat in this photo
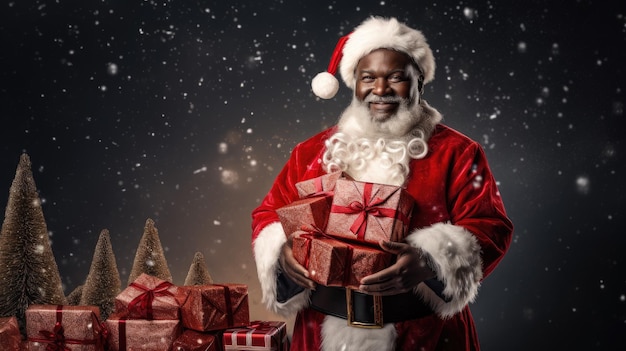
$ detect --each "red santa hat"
[311,16,436,99]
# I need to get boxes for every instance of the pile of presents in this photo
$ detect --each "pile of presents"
[0,172,415,350]
[0,273,288,350]
[277,171,414,289]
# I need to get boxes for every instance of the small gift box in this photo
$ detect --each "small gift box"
[115,273,179,320]
[292,231,394,289]
[0,316,22,351]
[176,284,250,332]
[327,179,414,244]
[25,305,106,351]
[172,329,219,351]
[223,321,288,351]
[276,196,332,236]
[295,171,343,198]
[105,312,182,351]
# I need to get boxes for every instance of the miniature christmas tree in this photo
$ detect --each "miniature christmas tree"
[79,229,121,320]
[127,218,172,286]
[0,153,66,333]
[66,284,83,305]
[183,251,214,286]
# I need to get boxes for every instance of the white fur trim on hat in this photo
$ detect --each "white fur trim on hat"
[340,16,436,89]
[253,222,311,317]
[405,222,483,319]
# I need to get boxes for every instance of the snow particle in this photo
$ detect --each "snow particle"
[575,175,590,194]
[218,142,228,154]
[107,62,118,75]
[463,7,476,20]
[34,244,45,254]
[193,166,207,174]
[220,169,239,185]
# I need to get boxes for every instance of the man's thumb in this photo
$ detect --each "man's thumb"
[380,240,404,254]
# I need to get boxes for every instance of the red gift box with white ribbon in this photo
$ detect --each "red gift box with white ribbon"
[222,321,288,351]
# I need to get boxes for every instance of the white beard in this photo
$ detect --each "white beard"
[322,96,440,187]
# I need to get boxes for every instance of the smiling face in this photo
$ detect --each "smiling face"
[354,49,413,121]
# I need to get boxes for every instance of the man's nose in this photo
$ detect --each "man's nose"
[372,78,391,96]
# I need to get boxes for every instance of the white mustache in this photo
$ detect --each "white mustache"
[364,95,405,104]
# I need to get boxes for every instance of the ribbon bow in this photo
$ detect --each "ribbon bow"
[331,182,401,240]
[37,322,70,351]
[127,281,175,319]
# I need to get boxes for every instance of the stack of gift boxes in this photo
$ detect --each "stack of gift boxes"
[277,172,414,289]
[8,273,288,350]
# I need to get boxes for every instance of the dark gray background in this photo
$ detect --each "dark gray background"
[1,1,624,349]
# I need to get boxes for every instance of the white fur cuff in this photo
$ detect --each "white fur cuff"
[405,222,483,318]
[253,222,311,316]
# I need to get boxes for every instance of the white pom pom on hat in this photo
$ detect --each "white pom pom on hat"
[311,16,436,100]
[311,33,351,99]
[311,71,340,100]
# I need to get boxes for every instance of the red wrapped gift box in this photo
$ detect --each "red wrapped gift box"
[0,316,22,351]
[223,321,288,351]
[295,171,342,198]
[105,312,182,351]
[115,273,179,320]
[327,179,414,244]
[276,196,332,236]
[172,329,219,351]
[176,284,250,332]
[292,230,394,289]
[25,305,106,351]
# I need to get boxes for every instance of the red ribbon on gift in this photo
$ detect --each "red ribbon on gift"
[117,316,128,351]
[341,244,355,287]
[27,305,102,351]
[331,182,409,241]
[127,280,175,319]
[303,176,334,199]
[298,225,333,269]
[213,284,235,327]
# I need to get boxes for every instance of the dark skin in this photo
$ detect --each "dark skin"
[354,48,412,121]
[279,48,436,295]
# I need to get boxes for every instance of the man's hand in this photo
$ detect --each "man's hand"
[279,236,316,290]
[359,240,435,295]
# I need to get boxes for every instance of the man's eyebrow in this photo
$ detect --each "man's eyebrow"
[358,68,407,74]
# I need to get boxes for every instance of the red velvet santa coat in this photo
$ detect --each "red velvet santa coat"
[252,123,513,351]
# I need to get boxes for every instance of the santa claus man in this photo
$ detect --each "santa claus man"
[252,17,513,351]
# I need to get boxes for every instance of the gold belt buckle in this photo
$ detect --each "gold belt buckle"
[345,288,383,328]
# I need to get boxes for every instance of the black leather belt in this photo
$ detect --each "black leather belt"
[310,285,433,328]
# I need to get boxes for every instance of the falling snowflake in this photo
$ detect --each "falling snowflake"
[575,175,590,194]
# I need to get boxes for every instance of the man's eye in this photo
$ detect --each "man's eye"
[361,76,375,82]
[389,75,405,82]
